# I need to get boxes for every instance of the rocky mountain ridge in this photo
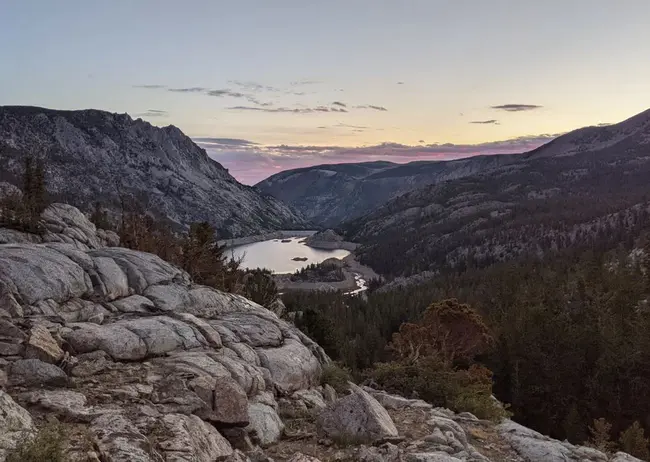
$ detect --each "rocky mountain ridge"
[0,106,308,238]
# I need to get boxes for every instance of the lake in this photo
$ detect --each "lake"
[227,236,351,274]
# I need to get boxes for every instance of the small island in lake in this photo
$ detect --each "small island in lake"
[291,256,308,261]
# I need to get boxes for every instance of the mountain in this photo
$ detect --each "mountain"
[342,108,650,277]
[0,106,307,238]
[257,108,650,229]
[256,156,517,227]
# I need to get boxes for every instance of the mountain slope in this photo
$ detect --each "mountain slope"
[256,155,517,226]
[0,106,307,237]
[341,111,650,276]
[524,108,650,159]
[257,108,650,229]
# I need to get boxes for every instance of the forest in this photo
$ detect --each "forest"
[283,237,650,458]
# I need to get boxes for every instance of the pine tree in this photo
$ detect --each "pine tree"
[619,421,650,460]
[588,418,615,454]
[32,158,47,215]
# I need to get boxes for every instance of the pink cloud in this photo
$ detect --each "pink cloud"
[198,134,560,185]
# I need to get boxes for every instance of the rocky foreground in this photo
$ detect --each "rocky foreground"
[0,204,642,461]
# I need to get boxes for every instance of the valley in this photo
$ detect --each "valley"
[2,105,650,462]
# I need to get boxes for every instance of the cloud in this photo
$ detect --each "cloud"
[207,89,246,98]
[133,84,166,89]
[470,119,500,125]
[193,137,259,147]
[397,81,405,85]
[135,109,168,117]
[335,123,369,129]
[203,133,562,184]
[168,87,207,93]
[355,105,388,111]
[228,80,282,93]
[332,101,347,107]
[290,79,322,86]
[418,140,425,143]
[227,105,348,113]
[491,104,543,112]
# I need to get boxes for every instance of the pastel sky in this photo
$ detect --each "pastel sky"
[1,0,650,184]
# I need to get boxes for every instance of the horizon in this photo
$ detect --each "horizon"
[2,0,649,184]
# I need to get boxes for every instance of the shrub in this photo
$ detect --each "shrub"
[369,358,507,421]
[619,421,650,460]
[587,418,615,454]
[388,299,493,366]
[321,363,353,394]
[6,422,66,462]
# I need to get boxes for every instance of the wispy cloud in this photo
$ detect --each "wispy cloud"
[135,109,168,117]
[202,134,561,184]
[332,101,347,107]
[194,137,259,147]
[227,105,348,113]
[207,89,246,98]
[470,119,499,125]
[133,84,166,89]
[290,79,322,86]
[228,80,282,93]
[491,104,543,112]
[355,105,388,111]
[168,87,207,93]
[397,81,405,85]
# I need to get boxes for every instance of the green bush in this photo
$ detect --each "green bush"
[321,363,353,394]
[6,422,66,462]
[369,358,508,421]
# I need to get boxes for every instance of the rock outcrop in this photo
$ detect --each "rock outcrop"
[0,203,327,461]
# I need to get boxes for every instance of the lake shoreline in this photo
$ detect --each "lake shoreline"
[226,230,379,294]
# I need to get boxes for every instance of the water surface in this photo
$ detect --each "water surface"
[228,236,350,274]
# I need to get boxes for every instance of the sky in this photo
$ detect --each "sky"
[1,0,650,184]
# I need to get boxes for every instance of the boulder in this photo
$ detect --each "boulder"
[8,358,68,387]
[25,324,64,363]
[158,413,233,461]
[247,401,284,446]
[0,391,35,461]
[317,386,398,444]
[257,339,322,394]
